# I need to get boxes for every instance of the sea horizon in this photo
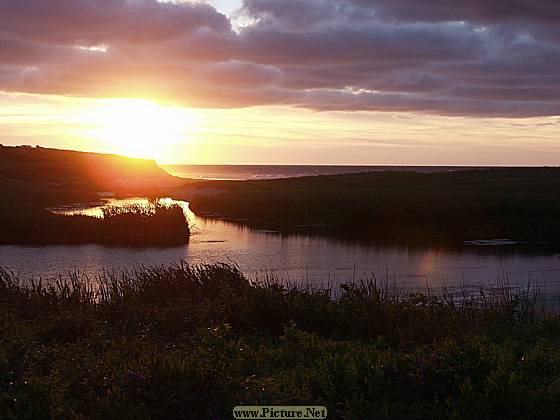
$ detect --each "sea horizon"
[162,163,520,181]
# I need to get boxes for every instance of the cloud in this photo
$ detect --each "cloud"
[0,0,232,45]
[0,0,558,117]
[349,0,560,25]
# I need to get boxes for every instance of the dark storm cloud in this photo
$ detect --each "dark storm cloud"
[0,0,558,117]
[349,0,560,25]
[236,25,485,65]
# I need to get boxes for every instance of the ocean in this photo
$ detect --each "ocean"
[161,164,490,180]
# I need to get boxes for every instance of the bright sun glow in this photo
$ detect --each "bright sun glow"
[89,99,189,160]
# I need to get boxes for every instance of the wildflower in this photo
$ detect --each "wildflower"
[126,371,148,382]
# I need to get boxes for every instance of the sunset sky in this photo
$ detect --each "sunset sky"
[1,0,559,165]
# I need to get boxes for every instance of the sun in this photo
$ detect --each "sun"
[89,99,188,160]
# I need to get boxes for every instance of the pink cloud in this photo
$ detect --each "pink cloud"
[0,0,558,117]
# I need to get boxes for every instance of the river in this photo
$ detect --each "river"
[1,198,560,296]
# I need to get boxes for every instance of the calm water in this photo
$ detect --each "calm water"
[162,164,492,181]
[2,198,560,293]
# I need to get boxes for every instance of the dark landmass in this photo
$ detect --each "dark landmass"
[1,262,558,419]
[181,168,560,246]
[0,145,188,245]
[0,144,179,197]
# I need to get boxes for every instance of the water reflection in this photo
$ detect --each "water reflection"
[1,197,560,293]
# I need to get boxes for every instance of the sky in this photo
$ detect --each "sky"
[0,0,559,165]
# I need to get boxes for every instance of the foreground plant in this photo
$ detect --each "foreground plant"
[1,263,559,419]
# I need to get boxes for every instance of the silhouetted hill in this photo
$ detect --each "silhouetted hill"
[0,145,179,194]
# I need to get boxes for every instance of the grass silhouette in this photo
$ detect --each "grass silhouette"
[1,262,559,418]
[0,201,189,246]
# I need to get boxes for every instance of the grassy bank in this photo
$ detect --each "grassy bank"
[2,263,560,419]
[183,168,560,246]
[0,202,190,246]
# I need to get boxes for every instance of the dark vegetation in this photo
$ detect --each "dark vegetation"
[184,167,560,246]
[0,145,187,245]
[1,263,559,419]
[1,203,190,246]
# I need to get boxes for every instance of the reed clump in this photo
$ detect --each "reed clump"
[96,202,190,245]
[0,201,190,246]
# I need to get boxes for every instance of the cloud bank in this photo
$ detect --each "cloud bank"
[0,0,559,117]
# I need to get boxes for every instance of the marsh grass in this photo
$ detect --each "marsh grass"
[95,201,190,245]
[0,201,190,246]
[2,263,560,419]
[188,168,560,246]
